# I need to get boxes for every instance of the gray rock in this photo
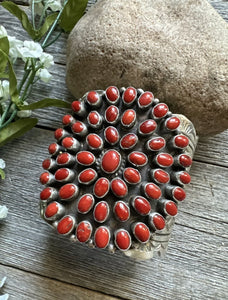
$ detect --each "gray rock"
[66,0,228,136]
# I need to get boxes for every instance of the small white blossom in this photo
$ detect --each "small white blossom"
[37,68,52,83]
[8,36,23,60]
[0,81,10,102]
[17,101,32,118]
[0,25,7,38]
[39,52,54,68]
[47,0,62,11]
[18,40,43,59]
[0,205,8,220]
[0,159,6,169]
[0,277,7,289]
[0,277,9,300]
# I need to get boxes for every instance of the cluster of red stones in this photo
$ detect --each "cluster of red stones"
[39,86,193,253]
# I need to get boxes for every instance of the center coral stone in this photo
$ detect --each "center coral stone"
[101,150,121,174]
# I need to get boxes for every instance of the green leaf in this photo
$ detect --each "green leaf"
[0,1,36,40]
[37,12,58,39]
[0,169,5,180]
[0,50,19,104]
[0,118,38,147]
[0,38,9,74]
[59,0,88,32]
[0,37,9,55]
[0,73,9,79]
[18,98,71,110]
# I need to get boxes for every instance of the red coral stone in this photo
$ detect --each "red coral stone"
[173,187,186,201]
[145,183,162,200]
[87,134,102,149]
[104,126,119,144]
[153,214,166,230]
[48,143,58,155]
[123,87,137,104]
[87,91,99,104]
[179,154,192,167]
[157,153,174,167]
[138,92,154,107]
[62,114,74,126]
[55,168,69,181]
[105,105,119,123]
[114,201,130,221]
[111,178,128,197]
[94,226,110,248]
[77,194,94,214]
[165,201,178,216]
[57,216,74,235]
[139,119,157,134]
[76,221,92,243]
[54,128,64,140]
[106,86,119,102]
[121,109,136,126]
[40,172,50,184]
[79,168,97,184]
[42,158,51,170]
[94,201,109,222]
[71,100,81,112]
[45,202,58,218]
[148,137,166,151]
[57,153,70,165]
[94,178,110,198]
[154,169,170,184]
[62,137,74,148]
[76,151,95,166]
[115,229,131,251]
[153,103,169,118]
[165,116,180,130]
[179,171,191,184]
[88,111,99,125]
[133,196,151,215]
[128,152,148,167]
[123,168,141,184]
[40,187,52,201]
[120,133,138,149]
[101,150,121,173]
[134,223,150,243]
[174,135,189,148]
[59,183,77,200]
[72,121,84,133]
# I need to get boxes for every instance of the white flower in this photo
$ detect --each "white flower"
[39,52,54,69]
[47,0,62,11]
[0,205,8,220]
[0,81,10,102]
[8,36,23,60]
[0,159,6,169]
[29,0,44,16]
[18,40,43,59]
[37,68,52,83]
[17,110,32,118]
[17,101,32,118]
[0,277,7,289]
[0,277,9,300]
[0,25,7,38]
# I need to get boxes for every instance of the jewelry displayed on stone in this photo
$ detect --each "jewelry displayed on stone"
[39,86,198,260]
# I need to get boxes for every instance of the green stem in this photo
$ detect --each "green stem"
[31,0,36,30]
[41,1,67,48]
[21,69,37,101]
[38,2,49,28]
[0,101,11,126]
[42,30,62,49]
[0,109,17,130]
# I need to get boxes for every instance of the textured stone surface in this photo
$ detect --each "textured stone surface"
[66,0,228,136]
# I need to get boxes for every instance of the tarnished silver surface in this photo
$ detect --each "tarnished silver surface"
[39,87,198,260]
